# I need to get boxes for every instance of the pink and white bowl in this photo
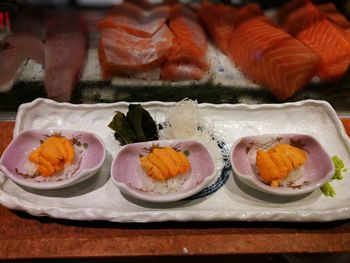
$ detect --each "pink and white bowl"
[111,139,217,203]
[230,133,335,196]
[0,129,106,190]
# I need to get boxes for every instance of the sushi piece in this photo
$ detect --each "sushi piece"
[279,0,350,82]
[44,12,87,102]
[98,24,174,78]
[227,4,320,101]
[28,136,75,177]
[140,147,191,181]
[256,143,307,187]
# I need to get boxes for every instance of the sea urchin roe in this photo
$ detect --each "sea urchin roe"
[28,136,75,177]
[139,147,191,181]
[256,143,307,187]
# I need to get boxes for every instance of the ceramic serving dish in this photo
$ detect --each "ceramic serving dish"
[0,129,106,190]
[1,99,350,222]
[111,139,217,202]
[230,133,335,196]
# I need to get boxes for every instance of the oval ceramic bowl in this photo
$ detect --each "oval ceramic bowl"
[230,134,335,196]
[0,129,106,190]
[111,139,217,202]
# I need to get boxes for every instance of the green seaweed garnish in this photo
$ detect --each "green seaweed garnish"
[108,104,158,145]
[108,111,138,145]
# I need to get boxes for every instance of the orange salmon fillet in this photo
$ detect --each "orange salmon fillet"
[198,2,237,54]
[98,24,174,78]
[161,62,204,81]
[98,15,167,38]
[227,5,320,101]
[279,0,350,82]
[161,4,208,81]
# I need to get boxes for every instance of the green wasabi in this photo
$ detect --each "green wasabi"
[332,155,345,180]
[320,155,347,197]
[320,182,336,197]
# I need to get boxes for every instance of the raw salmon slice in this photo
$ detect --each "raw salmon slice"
[108,2,170,21]
[227,5,320,101]
[167,4,208,68]
[98,15,166,37]
[161,4,208,81]
[99,24,174,78]
[161,62,204,81]
[318,3,350,36]
[277,0,306,31]
[279,0,350,82]
[198,2,237,54]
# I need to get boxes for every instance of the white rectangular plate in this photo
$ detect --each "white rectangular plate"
[1,99,350,222]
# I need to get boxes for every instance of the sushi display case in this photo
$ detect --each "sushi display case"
[1,0,350,261]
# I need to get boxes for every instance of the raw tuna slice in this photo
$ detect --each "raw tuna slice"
[98,24,174,78]
[226,5,320,101]
[0,43,25,92]
[44,13,87,102]
[279,0,350,82]
[4,34,44,64]
[5,7,45,65]
[98,15,166,37]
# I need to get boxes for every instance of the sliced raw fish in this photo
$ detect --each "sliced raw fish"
[277,0,306,29]
[44,13,87,102]
[279,0,350,82]
[227,5,320,100]
[168,4,207,62]
[0,43,25,92]
[198,2,237,54]
[98,15,166,37]
[108,2,170,20]
[161,63,204,81]
[98,24,174,78]
[318,3,350,35]
[11,7,45,39]
[161,4,208,81]
[132,67,161,80]
[4,34,44,65]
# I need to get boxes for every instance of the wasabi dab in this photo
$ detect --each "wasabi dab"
[332,155,346,180]
[320,155,347,197]
[320,182,336,197]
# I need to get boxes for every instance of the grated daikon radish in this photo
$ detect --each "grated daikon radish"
[159,99,226,165]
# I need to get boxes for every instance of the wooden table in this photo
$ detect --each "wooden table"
[1,121,350,261]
